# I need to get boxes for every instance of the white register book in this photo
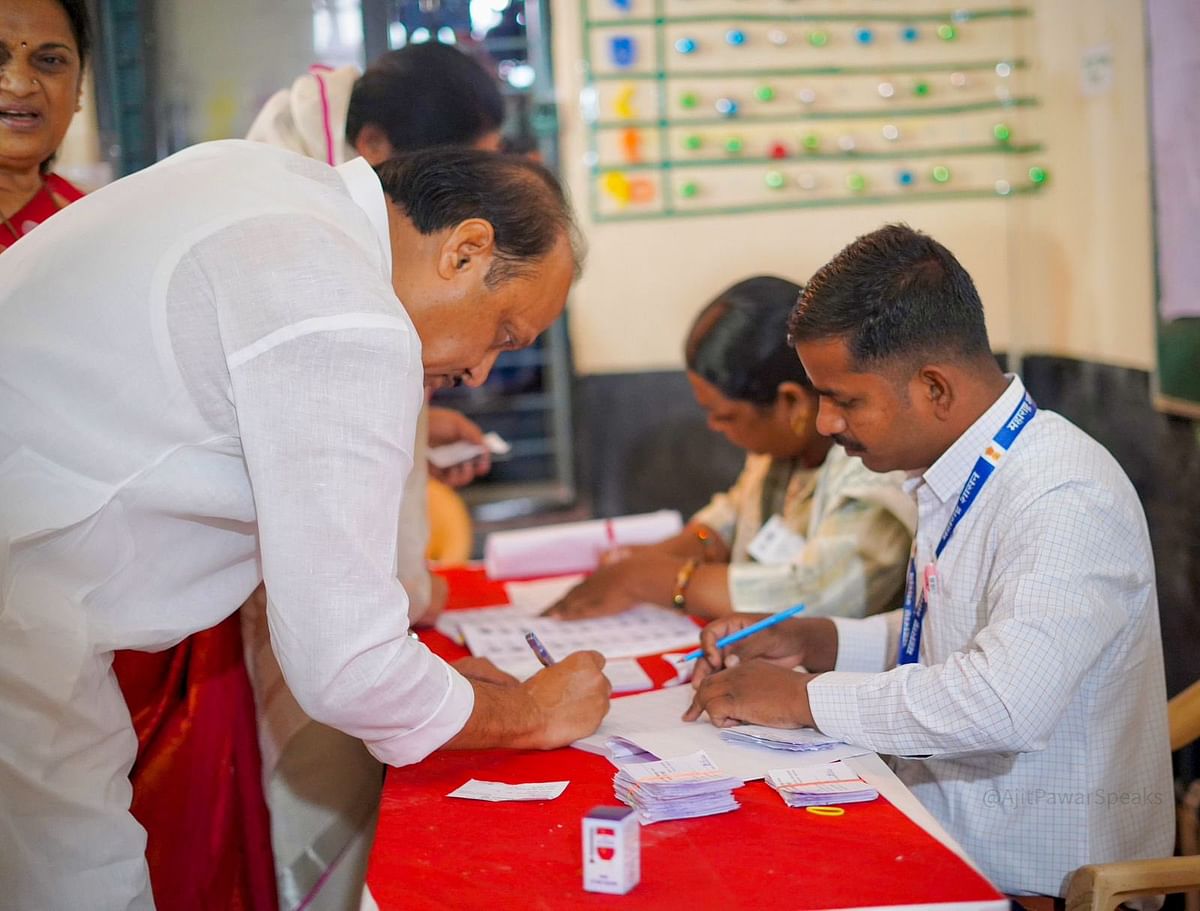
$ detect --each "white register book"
[573,686,871,782]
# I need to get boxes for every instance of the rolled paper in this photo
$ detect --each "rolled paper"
[484,510,683,579]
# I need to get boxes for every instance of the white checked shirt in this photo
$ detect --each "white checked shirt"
[808,376,1174,896]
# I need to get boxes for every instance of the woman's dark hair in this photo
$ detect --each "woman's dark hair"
[56,0,92,70]
[686,276,812,406]
[375,148,583,287]
[346,44,505,152]
[788,223,991,371]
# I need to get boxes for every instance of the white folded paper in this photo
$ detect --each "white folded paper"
[613,750,742,824]
[447,778,570,802]
[765,763,879,807]
[428,432,511,470]
[483,510,683,580]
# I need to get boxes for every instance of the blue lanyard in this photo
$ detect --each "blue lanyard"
[897,391,1038,665]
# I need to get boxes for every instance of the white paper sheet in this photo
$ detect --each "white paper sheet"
[572,686,871,782]
[446,779,569,802]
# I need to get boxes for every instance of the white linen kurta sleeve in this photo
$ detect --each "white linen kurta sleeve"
[198,214,473,766]
[808,480,1130,759]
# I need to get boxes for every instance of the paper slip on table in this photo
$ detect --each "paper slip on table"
[364,567,1008,911]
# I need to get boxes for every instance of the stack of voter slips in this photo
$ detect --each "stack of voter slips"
[765,762,879,808]
[613,750,742,824]
[719,724,845,752]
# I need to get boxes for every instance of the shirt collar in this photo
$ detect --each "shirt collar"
[921,373,1027,503]
[336,157,392,278]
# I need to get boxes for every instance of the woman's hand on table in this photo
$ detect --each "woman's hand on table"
[541,564,639,620]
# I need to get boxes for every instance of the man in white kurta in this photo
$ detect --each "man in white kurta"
[0,139,606,909]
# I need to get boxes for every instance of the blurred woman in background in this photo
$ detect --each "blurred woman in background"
[547,275,916,622]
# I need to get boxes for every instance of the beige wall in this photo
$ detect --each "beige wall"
[554,0,1155,374]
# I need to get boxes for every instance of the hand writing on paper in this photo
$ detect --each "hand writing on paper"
[683,660,819,729]
[542,564,639,620]
[428,407,490,487]
[523,651,613,747]
[689,614,839,689]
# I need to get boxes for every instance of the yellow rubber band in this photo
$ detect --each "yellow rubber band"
[805,806,846,817]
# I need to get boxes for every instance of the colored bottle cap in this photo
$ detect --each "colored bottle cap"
[931,165,951,183]
[769,141,789,159]
[808,29,829,47]
[846,173,867,192]
[680,180,699,198]
[683,133,702,150]
[993,122,1012,143]
[725,136,744,153]
[765,170,786,189]
[675,37,697,55]
[900,25,919,42]
[755,85,775,102]
[609,36,636,68]
[715,97,739,117]
[854,27,873,45]
[896,169,915,187]
[679,91,698,109]
[1028,165,1048,184]
[726,29,746,46]
[937,23,957,41]
[913,80,930,97]
[802,132,820,151]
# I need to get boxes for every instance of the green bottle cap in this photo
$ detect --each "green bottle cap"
[931,165,951,183]
[755,85,775,102]
[684,134,703,150]
[765,170,786,189]
[993,122,1012,143]
[808,30,829,47]
[680,92,698,109]
[725,136,744,153]
[680,181,699,198]
[913,80,931,97]
[1028,165,1048,184]
[937,23,957,41]
[802,132,821,152]
[846,173,867,192]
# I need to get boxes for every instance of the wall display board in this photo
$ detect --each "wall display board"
[578,3,1045,221]
[553,1,1156,377]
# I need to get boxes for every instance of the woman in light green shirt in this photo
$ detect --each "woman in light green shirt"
[547,276,915,620]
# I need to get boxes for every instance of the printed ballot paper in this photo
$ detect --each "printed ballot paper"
[447,779,569,802]
[613,750,742,824]
[765,763,879,807]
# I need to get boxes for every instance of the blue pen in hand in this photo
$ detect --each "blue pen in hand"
[676,602,806,664]
[524,630,557,667]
